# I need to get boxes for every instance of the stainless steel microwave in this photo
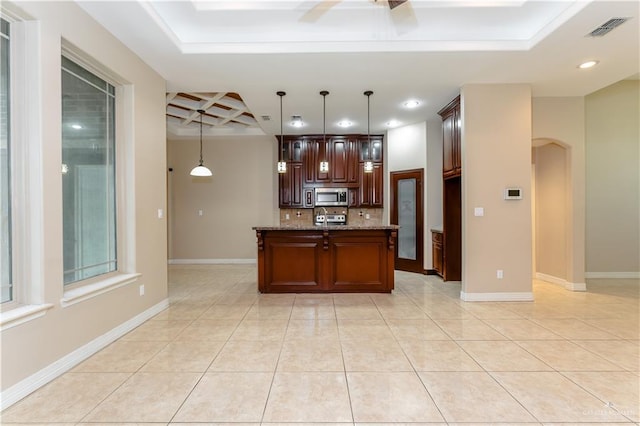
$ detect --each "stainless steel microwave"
[315,188,348,207]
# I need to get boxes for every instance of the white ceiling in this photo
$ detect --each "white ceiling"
[77,0,640,138]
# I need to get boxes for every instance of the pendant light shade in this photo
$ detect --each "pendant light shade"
[190,109,212,177]
[364,90,374,173]
[277,91,287,174]
[320,90,329,173]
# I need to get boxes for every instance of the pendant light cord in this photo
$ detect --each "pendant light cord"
[320,91,329,162]
[277,91,285,162]
[365,90,373,161]
[198,109,205,166]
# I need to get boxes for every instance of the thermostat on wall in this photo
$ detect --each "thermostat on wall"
[504,187,522,200]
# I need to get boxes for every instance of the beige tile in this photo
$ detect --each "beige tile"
[341,338,413,371]
[214,294,259,306]
[333,293,375,306]
[121,319,192,341]
[278,338,344,371]
[582,318,640,340]
[293,294,335,305]
[517,340,623,371]
[244,304,293,320]
[458,340,553,372]
[492,372,630,423]
[73,340,167,372]
[572,340,640,371]
[230,319,288,341]
[337,319,394,341]
[399,339,482,371]
[152,301,210,320]
[262,372,352,422]
[418,371,537,423]
[141,340,225,372]
[483,319,562,340]
[285,319,339,340]
[422,303,475,320]
[290,304,337,319]
[435,319,508,340]
[531,318,620,340]
[176,319,240,341]
[386,318,451,341]
[347,372,444,422]
[563,371,640,422]
[200,304,251,319]
[458,302,524,319]
[83,372,201,422]
[335,305,382,319]
[1,373,130,423]
[173,372,272,422]
[376,304,428,320]
[209,340,282,371]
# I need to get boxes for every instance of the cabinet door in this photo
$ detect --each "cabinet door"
[442,112,456,178]
[316,139,331,182]
[279,169,292,207]
[371,163,383,207]
[290,163,304,207]
[453,106,462,175]
[331,137,348,183]
[359,165,371,206]
[303,139,315,184]
[347,138,359,183]
[348,188,359,207]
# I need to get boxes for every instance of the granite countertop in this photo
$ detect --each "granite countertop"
[252,225,400,231]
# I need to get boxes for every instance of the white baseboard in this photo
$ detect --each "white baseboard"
[460,291,534,302]
[168,258,256,265]
[535,272,586,292]
[0,298,169,411]
[585,271,640,279]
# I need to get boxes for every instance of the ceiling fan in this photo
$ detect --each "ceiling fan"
[300,0,417,32]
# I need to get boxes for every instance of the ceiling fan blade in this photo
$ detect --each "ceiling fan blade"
[299,0,342,23]
[388,0,408,10]
[389,0,418,35]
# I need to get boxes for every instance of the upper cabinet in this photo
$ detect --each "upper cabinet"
[278,134,383,208]
[438,96,461,179]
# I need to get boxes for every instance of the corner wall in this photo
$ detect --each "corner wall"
[461,84,533,300]
[167,135,277,262]
[585,80,640,277]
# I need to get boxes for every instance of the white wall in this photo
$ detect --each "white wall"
[168,135,277,262]
[585,80,640,277]
[461,84,533,300]
[1,0,167,397]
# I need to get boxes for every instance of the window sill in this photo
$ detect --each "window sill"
[61,273,141,308]
[0,303,55,331]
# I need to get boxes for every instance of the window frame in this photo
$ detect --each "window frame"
[1,16,13,307]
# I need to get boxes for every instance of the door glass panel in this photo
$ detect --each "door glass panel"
[398,178,416,260]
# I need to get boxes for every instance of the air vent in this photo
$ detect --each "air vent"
[261,115,271,121]
[587,17,630,37]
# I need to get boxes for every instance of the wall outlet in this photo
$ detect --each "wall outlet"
[285,213,290,220]
[198,210,203,216]
[139,284,145,296]
[497,270,504,279]
[365,213,370,220]
[157,208,164,219]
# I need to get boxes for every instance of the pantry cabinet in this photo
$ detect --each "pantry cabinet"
[438,96,461,179]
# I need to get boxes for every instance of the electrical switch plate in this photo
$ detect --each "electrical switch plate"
[139,284,145,296]
[365,213,371,220]
[157,208,163,219]
[198,210,203,216]
[497,270,504,279]
[474,207,484,217]
[285,213,290,220]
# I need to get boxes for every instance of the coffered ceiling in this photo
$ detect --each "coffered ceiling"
[77,0,639,138]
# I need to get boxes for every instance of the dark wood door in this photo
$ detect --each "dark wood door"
[390,169,424,273]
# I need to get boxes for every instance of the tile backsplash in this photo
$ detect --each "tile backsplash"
[279,208,382,226]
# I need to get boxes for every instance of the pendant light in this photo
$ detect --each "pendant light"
[190,109,213,177]
[364,90,374,173]
[319,90,329,173]
[277,91,287,173]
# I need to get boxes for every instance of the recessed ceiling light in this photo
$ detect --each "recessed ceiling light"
[337,120,352,128]
[386,120,400,127]
[70,124,82,129]
[403,100,420,108]
[578,60,599,69]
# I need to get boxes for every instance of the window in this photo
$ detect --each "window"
[61,56,117,285]
[1,17,12,303]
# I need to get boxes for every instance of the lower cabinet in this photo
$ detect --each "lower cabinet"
[431,230,443,277]
[255,228,397,293]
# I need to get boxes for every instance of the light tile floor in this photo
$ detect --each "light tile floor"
[2,265,639,425]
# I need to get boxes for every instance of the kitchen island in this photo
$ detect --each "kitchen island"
[252,226,399,293]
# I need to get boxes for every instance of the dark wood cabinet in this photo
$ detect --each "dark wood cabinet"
[359,162,383,207]
[438,96,461,179]
[438,96,462,281]
[431,230,443,277]
[278,134,383,208]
